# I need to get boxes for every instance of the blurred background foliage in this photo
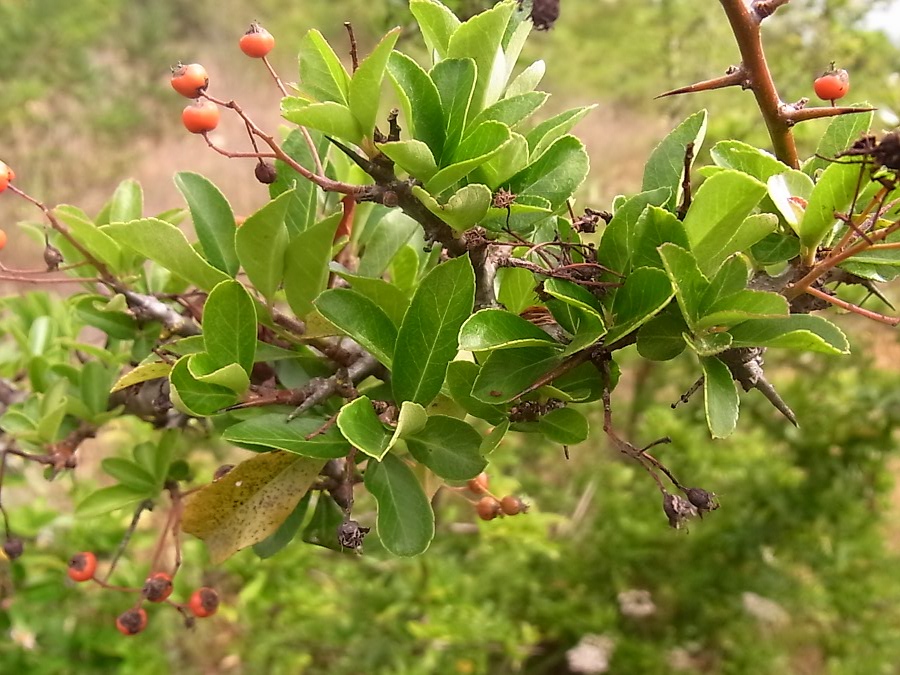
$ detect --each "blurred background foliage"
[2,1,900,673]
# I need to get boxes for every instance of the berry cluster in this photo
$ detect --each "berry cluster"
[466,473,529,521]
[67,552,219,636]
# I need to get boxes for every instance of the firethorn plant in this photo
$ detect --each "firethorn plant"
[0,0,897,632]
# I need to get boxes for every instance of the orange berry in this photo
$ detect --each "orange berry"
[182,100,220,134]
[142,572,174,603]
[240,24,275,58]
[67,551,97,582]
[0,161,11,193]
[116,608,148,636]
[467,472,489,495]
[500,495,527,516]
[188,587,219,618]
[0,230,7,252]
[814,66,849,103]
[475,496,502,521]
[170,63,209,99]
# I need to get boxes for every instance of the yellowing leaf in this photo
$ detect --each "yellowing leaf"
[110,362,172,393]
[181,451,325,563]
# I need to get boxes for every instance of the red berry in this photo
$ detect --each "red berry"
[240,24,275,58]
[188,587,219,618]
[0,229,7,252]
[467,472,489,495]
[0,160,12,193]
[475,496,502,521]
[116,608,148,636]
[182,100,220,134]
[67,551,97,582]
[142,572,174,603]
[500,495,527,516]
[170,63,209,99]
[814,66,849,103]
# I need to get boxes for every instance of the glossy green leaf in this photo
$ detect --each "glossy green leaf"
[751,233,801,265]
[77,485,151,517]
[224,414,350,458]
[282,99,360,142]
[507,135,589,209]
[336,271,410,327]
[381,140,439,182]
[54,207,123,273]
[525,105,595,159]
[538,407,589,445]
[497,266,538,314]
[768,170,814,230]
[480,419,509,454]
[431,58,476,162]
[596,188,671,277]
[642,109,707,211]
[73,295,137,340]
[187,356,249,395]
[111,362,172,393]
[727,315,850,355]
[459,308,559,351]
[79,360,113,417]
[105,218,230,291]
[387,51,445,158]
[270,129,330,237]
[658,243,708,331]
[296,29,351,104]
[406,415,486,480]
[236,190,292,301]
[315,289,397,367]
[413,184,492,232]
[302,493,345,551]
[365,452,435,557]
[631,206,689,271]
[203,280,257,376]
[636,309,688,361]
[604,267,674,344]
[445,360,507,424]
[471,346,560,403]
[710,140,789,182]
[169,356,238,416]
[468,91,548,131]
[799,161,862,254]
[349,28,401,142]
[683,170,767,256]
[805,102,873,176]
[358,210,419,278]
[410,0,461,60]
[393,256,475,406]
[505,59,544,97]
[426,121,511,194]
[101,457,158,493]
[701,356,739,439]
[174,172,239,276]
[336,396,392,460]
[543,278,603,321]
[475,131,530,188]
[108,179,143,223]
[694,213,778,277]
[283,212,341,319]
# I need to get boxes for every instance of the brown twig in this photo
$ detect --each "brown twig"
[344,22,360,72]
[804,286,900,326]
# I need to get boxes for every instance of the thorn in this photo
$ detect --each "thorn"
[655,68,746,99]
[782,106,877,124]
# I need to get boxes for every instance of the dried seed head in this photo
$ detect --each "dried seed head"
[43,245,64,271]
[3,537,24,560]
[685,487,719,515]
[254,161,277,184]
[873,131,900,171]
[527,0,560,30]
[662,492,698,530]
[337,519,370,552]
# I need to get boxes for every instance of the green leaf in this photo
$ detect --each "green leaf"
[302,493,345,551]
[393,256,475,406]
[296,29,351,104]
[101,457,158,493]
[459,308,559,351]
[224,414,350,458]
[525,106,595,159]
[687,332,734,358]
[253,492,312,559]
[445,360,507,424]
[336,396,392,460]
[174,172,239,276]
[110,362,171,393]
[497,266,538,314]
[799,161,862,255]
[630,206,689,271]
[387,401,429,450]
[751,233,801,265]
[431,58,477,162]
[642,109,707,211]
[710,140,789,182]
[505,59,545,97]
[804,102,873,176]
[447,1,515,113]
[203,280,257,376]
[694,213,778,277]
[335,271,410,327]
[480,419,509,454]
[604,267,674,344]
[768,170,814,230]
[77,485,150,518]
[105,218,230,291]
[282,99,360,143]
[315,289,397,367]
[410,0,461,60]
[108,179,143,223]
[182,451,325,563]
[283,212,341,319]
[543,278,603,321]
[364,452,435,557]
[349,28,401,142]
[358,210,419,278]
[683,170,767,270]
[468,91,548,131]
[475,131,530,188]
[406,415,486,480]
[727,315,850,355]
[658,243,708,331]
[169,356,238,416]
[413,184,492,232]
[79,360,113,417]
[380,140,439,182]
[187,356,249,395]
[701,356,739,439]
[507,135,589,209]
[73,295,137,340]
[538,407,589,444]
[271,129,330,238]
[471,346,560,403]
[236,190,292,301]
[426,121,511,194]
[54,207,123,273]
[636,309,688,361]
[596,188,671,277]
[387,52,445,158]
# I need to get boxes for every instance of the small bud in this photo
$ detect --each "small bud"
[43,245,64,271]
[3,537,24,560]
[685,487,719,516]
[254,161,277,184]
[662,492,698,530]
[337,519,370,552]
